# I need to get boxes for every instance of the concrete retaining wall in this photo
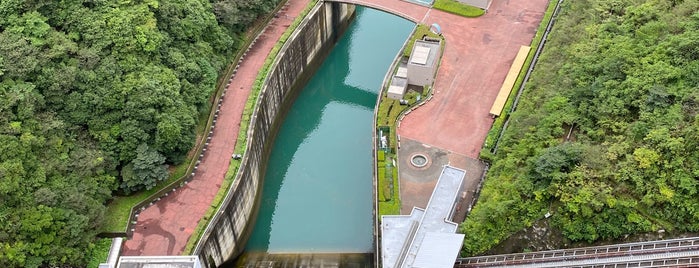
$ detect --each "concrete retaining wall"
[193,2,356,268]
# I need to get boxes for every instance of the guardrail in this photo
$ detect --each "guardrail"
[491,0,563,154]
[457,237,699,267]
[106,0,293,238]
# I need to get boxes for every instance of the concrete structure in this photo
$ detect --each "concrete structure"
[388,77,408,100]
[387,67,409,100]
[458,0,492,10]
[381,166,466,268]
[407,40,441,87]
[99,238,123,268]
[117,256,202,268]
[192,2,356,267]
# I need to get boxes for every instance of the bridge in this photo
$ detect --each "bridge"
[455,237,699,268]
[323,0,430,22]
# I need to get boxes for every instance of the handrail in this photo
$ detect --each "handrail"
[192,0,322,257]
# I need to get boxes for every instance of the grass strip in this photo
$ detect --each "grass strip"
[376,24,444,218]
[433,0,485,18]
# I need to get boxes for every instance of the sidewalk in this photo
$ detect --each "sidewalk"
[121,0,311,256]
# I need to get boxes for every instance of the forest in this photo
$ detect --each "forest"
[462,0,699,255]
[0,0,278,266]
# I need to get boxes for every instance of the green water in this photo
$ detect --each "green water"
[243,7,414,254]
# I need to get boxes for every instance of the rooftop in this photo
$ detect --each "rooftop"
[117,256,202,268]
[381,165,466,268]
[408,40,440,67]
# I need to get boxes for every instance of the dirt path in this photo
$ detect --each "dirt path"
[121,0,311,256]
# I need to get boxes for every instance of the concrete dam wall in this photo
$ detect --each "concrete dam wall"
[193,2,356,268]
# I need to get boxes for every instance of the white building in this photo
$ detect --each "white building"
[388,67,409,100]
[407,40,441,87]
[381,166,466,268]
[117,256,202,268]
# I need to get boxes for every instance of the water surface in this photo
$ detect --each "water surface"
[244,6,414,254]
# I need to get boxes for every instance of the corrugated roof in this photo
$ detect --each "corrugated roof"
[412,232,465,268]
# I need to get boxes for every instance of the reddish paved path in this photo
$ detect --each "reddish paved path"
[398,0,550,158]
[122,0,310,256]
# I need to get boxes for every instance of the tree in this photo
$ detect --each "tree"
[120,144,168,194]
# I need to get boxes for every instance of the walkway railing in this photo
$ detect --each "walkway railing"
[456,237,699,267]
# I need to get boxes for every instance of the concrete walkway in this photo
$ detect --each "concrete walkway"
[121,0,311,256]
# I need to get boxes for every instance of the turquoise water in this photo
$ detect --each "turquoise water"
[243,7,414,254]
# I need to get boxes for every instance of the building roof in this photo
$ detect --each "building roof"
[388,77,408,98]
[412,232,465,268]
[410,46,431,65]
[396,67,408,78]
[380,165,466,268]
[408,40,440,67]
[117,256,201,268]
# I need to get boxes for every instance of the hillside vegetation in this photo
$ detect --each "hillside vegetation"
[0,0,277,266]
[462,0,699,255]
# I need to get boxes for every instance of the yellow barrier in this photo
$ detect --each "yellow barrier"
[489,45,530,117]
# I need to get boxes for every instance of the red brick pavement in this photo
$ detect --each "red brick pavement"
[121,0,550,256]
[121,0,310,256]
[397,0,550,158]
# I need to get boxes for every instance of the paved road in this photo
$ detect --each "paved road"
[397,0,549,159]
[121,0,311,256]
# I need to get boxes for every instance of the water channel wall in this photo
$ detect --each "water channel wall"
[193,2,356,268]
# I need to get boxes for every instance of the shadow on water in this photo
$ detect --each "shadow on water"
[224,253,374,268]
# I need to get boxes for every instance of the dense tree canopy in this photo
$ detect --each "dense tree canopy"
[462,0,699,255]
[0,0,277,266]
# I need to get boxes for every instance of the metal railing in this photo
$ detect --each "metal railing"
[456,237,699,267]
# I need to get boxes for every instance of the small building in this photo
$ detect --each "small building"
[388,67,409,100]
[407,40,441,87]
[381,166,466,268]
[388,77,408,100]
[117,256,202,268]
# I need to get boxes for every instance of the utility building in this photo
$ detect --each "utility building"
[388,67,409,100]
[407,40,441,87]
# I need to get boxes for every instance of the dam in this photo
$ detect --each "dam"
[193,2,414,267]
[235,6,414,266]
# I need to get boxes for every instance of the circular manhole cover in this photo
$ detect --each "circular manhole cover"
[411,154,429,168]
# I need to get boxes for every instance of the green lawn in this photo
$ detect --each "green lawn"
[433,0,486,18]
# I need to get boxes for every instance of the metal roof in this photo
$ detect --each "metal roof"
[412,232,465,268]
[380,165,466,268]
[117,256,201,268]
